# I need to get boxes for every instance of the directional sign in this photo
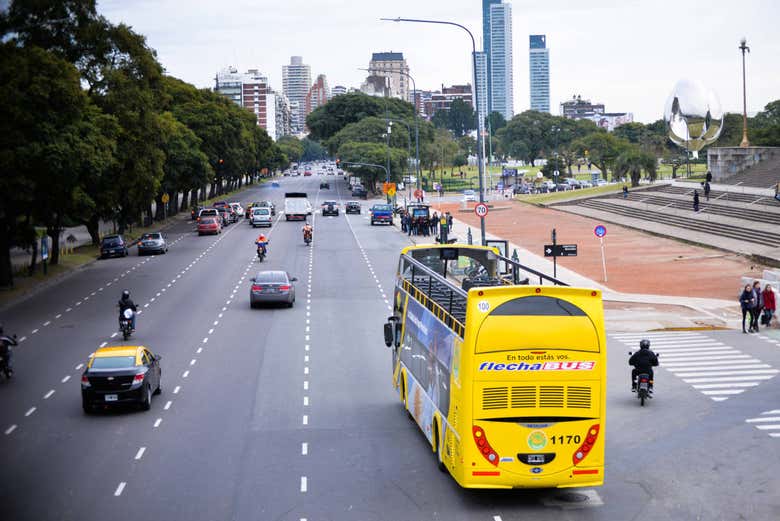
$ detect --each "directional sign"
[474,202,489,218]
[387,187,396,197]
[161,193,170,204]
[41,236,49,261]
[594,224,607,238]
[544,244,578,257]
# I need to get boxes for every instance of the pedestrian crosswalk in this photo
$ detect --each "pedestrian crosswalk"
[745,410,780,438]
[611,331,779,402]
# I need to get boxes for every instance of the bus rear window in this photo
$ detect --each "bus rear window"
[490,296,586,316]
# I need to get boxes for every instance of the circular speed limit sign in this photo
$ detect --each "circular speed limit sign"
[474,202,489,218]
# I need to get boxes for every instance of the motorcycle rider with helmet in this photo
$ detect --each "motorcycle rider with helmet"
[118,290,137,331]
[629,338,659,392]
[255,233,269,257]
[0,325,18,376]
[302,222,313,244]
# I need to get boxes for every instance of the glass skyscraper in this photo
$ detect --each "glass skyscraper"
[529,35,550,113]
[473,51,488,132]
[482,0,500,112]
[489,2,513,120]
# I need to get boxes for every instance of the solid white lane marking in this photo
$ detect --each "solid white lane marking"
[674,369,778,378]
[660,350,739,358]
[44,390,55,399]
[700,389,745,395]
[692,382,759,389]
[182,370,189,378]
[114,482,126,496]
[61,375,70,383]
[135,447,146,460]
[656,354,751,363]
[154,418,162,428]
[755,425,780,430]
[300,476,307,492]
[164,401,172,410]
[302,442,308,455]
[683,375,776,383]
[173,386,180,394]
[664,363,769,371]
[25,407,36,417]
[762,410,780,415]
[5,425,17,435]
[302,415,308,425]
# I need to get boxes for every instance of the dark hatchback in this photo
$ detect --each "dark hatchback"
[322,202,339,216]
[81,345,162,413]
[345,201,361,214]
[100,235,129,258]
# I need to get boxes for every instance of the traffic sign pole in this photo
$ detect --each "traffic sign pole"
[600,237,608,282]
[552,228,557,279]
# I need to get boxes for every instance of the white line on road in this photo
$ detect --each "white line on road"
[173,386,180,394]
[304,381,309,390]
[213,321,219,326]
[99,342,108,348]
[61,375,70,383]
[304,355,309,362]
[302,442,308,455]
[182,370,189,378]
[144,303,149,308]
[302,415,308,425]
[114,482,126,496]
[154,418,162,428]
[746,416,780,423]
[76,363,83,370]
[196,347,202,354]
[493,516,503,521]
[190,359,197,366]
[218,313,223,318]
[202,337,208,343]
[694,382,759,389]
[135,447,146,460]
[31,329,38,334]
[303,396,309,406]
[208,328,214,334]
[164,401,172,410]
[110,332,118,338]
[66,307,72,312]
[304,367,309,375]
[44,390,55,399]
[5,425,17,435]
[25,407,36,417]
[300,476,307,492]
[55,314,61,319]
[18,336,26,342]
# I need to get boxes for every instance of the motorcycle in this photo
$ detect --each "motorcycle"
[303,229,312,246]
[256,242,267,262]
[119,308,134,341]
[629,351,658,406]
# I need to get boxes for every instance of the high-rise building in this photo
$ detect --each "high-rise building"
[282,56,311,134]
[482,0,500,112]
[305,74,330,119]
[331,85,347,97]
[424,84,473,119]
[474,51,488,132]
[215,67,291,139]
[368,52,410,101]
[489,2,513,120]
[529,35,550,113]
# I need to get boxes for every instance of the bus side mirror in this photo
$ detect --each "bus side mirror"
[384,316,401,348]
[383,322,394,347]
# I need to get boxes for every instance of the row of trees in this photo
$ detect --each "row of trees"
[0,1,287,287]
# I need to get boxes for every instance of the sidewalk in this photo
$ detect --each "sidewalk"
[400,202,751,332]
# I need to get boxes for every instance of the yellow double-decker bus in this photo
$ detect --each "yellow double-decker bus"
[383,244,606,489]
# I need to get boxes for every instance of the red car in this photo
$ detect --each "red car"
[303,171,312,176]
[197,217,221,236]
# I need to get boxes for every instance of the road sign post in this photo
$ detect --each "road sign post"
[544,229,578,280]
[162,193,170,220]
[594,224,608,282]
[474,202,489,218]
[41,236,48,275]
[552,228,557,279]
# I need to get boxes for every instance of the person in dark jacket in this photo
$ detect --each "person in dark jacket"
[0,325,18,374]
[751,280,763,332]
[693,190,700,212]
[629,339,659,391]
[739,284,755,333]
[118,290,137,330]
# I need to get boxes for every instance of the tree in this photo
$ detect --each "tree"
[499,110,557,165]
[486,111,506,136]
[571,132,630,180]
[615,147,657,187]
[447,98,476,137]
[306,92,414,141]
[327,116,411,156]
[277,136,304,163]
[753,100,780,146]
[301,138,328,161]
[337,142,407,190]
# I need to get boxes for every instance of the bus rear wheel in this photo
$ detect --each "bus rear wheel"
[434,421,447,473]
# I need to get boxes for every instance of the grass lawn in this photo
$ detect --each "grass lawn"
[516,183,623,205]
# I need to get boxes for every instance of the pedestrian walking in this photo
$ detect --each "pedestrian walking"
[430,212,438,235]
[446,212,453,232]
[693,190,700,212]
[622,185,628,199]
[704,182,711,201]
[740,284,755,333]
[751,280,763,332]
[762,284,776,327]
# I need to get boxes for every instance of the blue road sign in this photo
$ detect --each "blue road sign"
[594,224,607,238]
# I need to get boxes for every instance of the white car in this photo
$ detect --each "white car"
[251,207,272,228]
[229,202,244,217]
[463,189,477,202]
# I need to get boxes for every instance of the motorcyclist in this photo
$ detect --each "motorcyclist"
[302,222,313,243]
[255,233,269,256]
[118,290,137,331]
[629,338,659,392]
[0,325,18,375]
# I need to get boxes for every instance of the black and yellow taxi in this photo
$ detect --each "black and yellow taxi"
[81,345,162,413]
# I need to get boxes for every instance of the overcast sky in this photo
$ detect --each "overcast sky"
[98,0,779,123]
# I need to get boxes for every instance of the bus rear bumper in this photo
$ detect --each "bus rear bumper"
[455,466,603,489]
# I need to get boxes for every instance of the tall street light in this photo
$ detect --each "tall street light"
[382,16,486,246]
[359,66,421,190]
[739,37,751,148]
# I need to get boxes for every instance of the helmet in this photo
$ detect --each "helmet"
[639,339,650,349]
[122,290,130,300]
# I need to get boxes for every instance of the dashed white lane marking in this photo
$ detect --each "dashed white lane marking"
[25,407,36,417]
[196,347,203,354]
[31,329,38,334]
[110,332,118,338]
[300,476,308,492]
[303,396,309,406]
[43,390,55,399]
[5,425,17,435]
[154,418,162,428]
[114,482,126,496]
[182,370,189,378]
[190,359,197,366]
[134,447,146,460]
[301,442,308,455]
[61,375,70,383]
[302,415,308,425]
[76,363,83,370]
[18,336,26,342]
[100,342,108,348]
[213,321,219,326]
[202,337,208,344]
[208,328,214,334]
[493,516,503,521]
[303,381,309,390]
[304,367,309,375]
[144,303,149,308]
[164,401,172,410]
[173,386,180,394]
[55,314,61,319]
[66,307,72,312]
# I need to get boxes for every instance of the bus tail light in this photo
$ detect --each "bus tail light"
[572,424,600,466]
[472,425,499,467]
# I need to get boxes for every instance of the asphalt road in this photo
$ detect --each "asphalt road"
[1,174,778,520]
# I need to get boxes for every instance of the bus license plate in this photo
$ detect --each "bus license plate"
[528,454,545,464]
[104,394,118,402]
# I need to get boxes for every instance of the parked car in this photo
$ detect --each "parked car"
[351,186,368,199]
[513,185,531,195]
[249,270,297,308]
[137,232,167,255]
[596,179,608,186]
[345,201,361,214]
[197,217,221,235]
[100,235,128,258]
[462,189,477,202]
[303,171,312,176]
[320,181,330,189]
[555,183,572,192]
[322,201,339,216]
[81,345,162,413]
[251,207,273,227]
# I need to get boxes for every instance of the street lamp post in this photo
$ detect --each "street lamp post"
[552,126,561,185]
[383,16,486,246]
[739,37,751,148]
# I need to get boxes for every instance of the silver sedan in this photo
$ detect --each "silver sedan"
[249,271,297,308]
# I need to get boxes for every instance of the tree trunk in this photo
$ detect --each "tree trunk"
[180,190,189,212]
[47,219,61,266]
[28,238,37,276]
[86,215,101,245]
[154,193,164,221]
[0,218,12,287]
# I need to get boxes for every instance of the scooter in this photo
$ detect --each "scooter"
[0,352,13,379]
[119,308,134,341]
[303,230,312,246]
[256,243,266,262]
